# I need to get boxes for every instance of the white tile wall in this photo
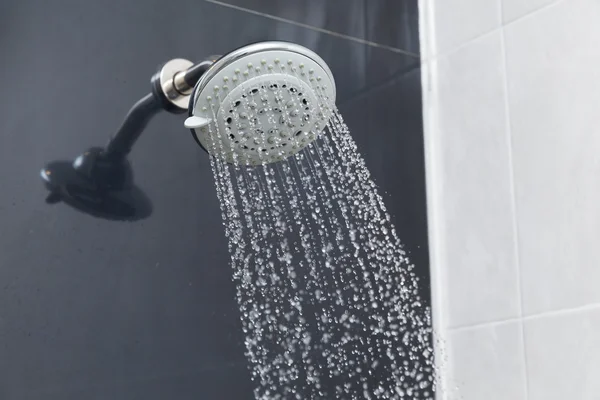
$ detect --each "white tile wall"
[501,0,557,23]
[432,0,502,55]
[504,0,600,316]
[434,31,520,328]
[421,0,600,398]
[525,307,600,400]
[448,322,527,400]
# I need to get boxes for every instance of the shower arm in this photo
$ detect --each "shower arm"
[104,59,215,161]
[39,57,218,194]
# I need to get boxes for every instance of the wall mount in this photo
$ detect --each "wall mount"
[40,57,218,220]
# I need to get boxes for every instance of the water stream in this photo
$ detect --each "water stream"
[206,79,437,399]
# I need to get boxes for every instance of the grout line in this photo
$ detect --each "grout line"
[501,0,568,25]
[499,2,530,394]
[421,0,569,63]
[420,25,501,63]
[449,316,522,333]
[449,302,600,333]
[523,302,600,321]
[337,61,421,108]
[361,0,369,107]
[203,0,420,58]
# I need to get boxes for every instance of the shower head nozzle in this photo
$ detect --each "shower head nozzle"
[185,42,337,165]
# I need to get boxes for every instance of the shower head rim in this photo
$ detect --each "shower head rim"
[191,41,336,107]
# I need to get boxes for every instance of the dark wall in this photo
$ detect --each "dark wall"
[0,1,426,399]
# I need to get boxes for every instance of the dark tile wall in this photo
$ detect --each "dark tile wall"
[208,0,367,39]
[365,0,420,55]
[341,64,427,298]
[212,0,420,54]
[0,1,426,399]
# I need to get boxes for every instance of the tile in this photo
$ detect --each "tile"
[524,307,600,400]
[185,2,417,103]
[504,0,600,315]
[432,32,519,327]
[365,0,420,54]
[210,0,367,41]
[447,322,527,400]
[212,0,422,55]
[433,0,502,55]
[362,43,420,97]
[502,0,557,23]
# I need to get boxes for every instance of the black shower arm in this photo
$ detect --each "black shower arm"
[104,58,215,160]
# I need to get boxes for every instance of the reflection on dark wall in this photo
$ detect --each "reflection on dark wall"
[0,1,425,399]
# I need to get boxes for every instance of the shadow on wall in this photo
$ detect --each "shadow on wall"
[41,160,153,221]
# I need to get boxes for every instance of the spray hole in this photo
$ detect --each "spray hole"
[250,88,259,95]
[295,130,303,137]
[226,117,233,124]
[229,134,235,140]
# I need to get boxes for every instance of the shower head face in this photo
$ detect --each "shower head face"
[185,42,336,165]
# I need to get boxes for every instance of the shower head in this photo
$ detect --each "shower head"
[40,41,336,219]
[184,42,337,165]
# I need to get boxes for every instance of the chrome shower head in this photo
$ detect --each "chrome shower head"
[184,42,337,165]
